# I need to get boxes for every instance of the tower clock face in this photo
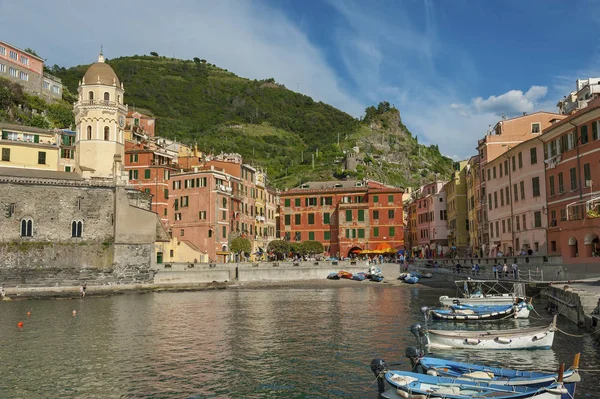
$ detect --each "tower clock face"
[118,115,125,127]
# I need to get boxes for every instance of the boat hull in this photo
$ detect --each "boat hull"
[417,357,578,399]
[431,303,530,321]
[384,371,566,399]
[426,326,555,350]
[440,294,520,306]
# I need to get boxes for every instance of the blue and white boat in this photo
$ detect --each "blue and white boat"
[370,361,570,399]
[404,274,419,284]
[428,301,532,321]
[406,350,580,399]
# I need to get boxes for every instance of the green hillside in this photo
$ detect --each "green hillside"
[50,55,453,188]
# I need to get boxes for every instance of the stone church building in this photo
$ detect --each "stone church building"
[0,53,163,286]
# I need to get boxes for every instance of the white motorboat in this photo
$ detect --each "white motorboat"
[439,280,526,306]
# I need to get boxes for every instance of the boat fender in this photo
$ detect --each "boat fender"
[563,372,581,383]
[545,387,568,394]
[464,338,480,345]
[426,369,438,376]
[532,332,547,341]
[396,389,409,398]
[395,390,427,399]
[495,337,512,344]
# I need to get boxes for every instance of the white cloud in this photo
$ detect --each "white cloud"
[472,86,548,116]
[0,0,364,117]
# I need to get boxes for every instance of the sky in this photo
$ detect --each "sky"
[3,0,600,159]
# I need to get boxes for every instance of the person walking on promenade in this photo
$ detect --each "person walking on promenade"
[512,262,519,280]
[502,263,509,279]
[493,264,498,279]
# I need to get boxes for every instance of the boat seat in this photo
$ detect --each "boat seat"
[433,386,461,395]
[389,374,418,386]
[462,371,494,379]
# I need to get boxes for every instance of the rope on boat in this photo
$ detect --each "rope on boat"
[555,326,600,337]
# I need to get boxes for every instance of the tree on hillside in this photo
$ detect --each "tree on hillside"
[193,57,201,63]
[299,240,324,256]
[150,52,159,57]
[230,236,251,257]
[267,240,290,260]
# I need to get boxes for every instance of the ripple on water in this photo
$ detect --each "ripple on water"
[0,286,598,398]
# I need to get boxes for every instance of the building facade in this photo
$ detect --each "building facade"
[0,39,62,101]
[541,99,600,268]
[466,155,481,256]
[279,180,404,258]
[476,112,565,256]
[486,137,548,257]
[0,123,59,171]
[445,161,468,257]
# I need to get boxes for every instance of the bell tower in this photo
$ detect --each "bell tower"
[74,51,127,179]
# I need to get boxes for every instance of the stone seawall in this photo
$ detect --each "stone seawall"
[0,242,154,286]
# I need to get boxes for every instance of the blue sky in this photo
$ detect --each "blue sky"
[2,0,600,159]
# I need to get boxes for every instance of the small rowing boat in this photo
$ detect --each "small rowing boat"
[405,348,580,399]
[428,301,532,321]
[410,316,556,350]
[370,360,570,399]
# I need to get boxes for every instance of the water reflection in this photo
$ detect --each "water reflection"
[0,286,597,398]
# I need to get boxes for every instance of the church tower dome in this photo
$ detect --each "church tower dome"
[83,53,120,86]
[73,50,128,180]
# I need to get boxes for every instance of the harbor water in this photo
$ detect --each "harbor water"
[0,284,598,398]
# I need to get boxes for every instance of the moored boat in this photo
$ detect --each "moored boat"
[404,275,419,284]
[370,360,569,399]
[440,280,526,306]
[428,301,532,321]
[405,350,580,399]
[410,316,557,350]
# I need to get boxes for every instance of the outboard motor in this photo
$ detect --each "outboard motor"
[370,358,387,393]
[410,323,428,350]
[421,306,430,323]
[405,346,424,373]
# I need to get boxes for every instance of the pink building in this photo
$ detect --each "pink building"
[486,137,548,256]
[477,112,565,254]
[411,181,447,257]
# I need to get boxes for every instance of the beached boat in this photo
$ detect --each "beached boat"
[326,272,340,280]
[370,361,569,399]
[404,275,419,284]
[406,351,580,399]
[410,316,556,350]
[428,301,532,321]
[439,280,526,306]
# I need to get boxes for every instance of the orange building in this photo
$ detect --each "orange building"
[540,98,600,269]
[279,180,404,258]
[124,141,177,227]
[168,167,233,262]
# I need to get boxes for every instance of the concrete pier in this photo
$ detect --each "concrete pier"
[544,281,600,328]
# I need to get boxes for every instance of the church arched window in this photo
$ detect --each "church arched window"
[117,95,121,104]
[20,219,33,237]
[88,91,94,101]
[104,92,110,104]
[104,126,110,141]
[87,126,92,140]
[71,221,83,238]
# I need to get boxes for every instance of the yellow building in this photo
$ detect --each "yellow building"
[466,155,480,256]
[0,123,59,171]
[446,160,469,256]
[155,236,208,264]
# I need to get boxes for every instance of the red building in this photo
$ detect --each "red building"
[279,180,404,258]
[126,111,156,138]
[124,140,177,227]
[541,98,600,270]
[168,167,233,262]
